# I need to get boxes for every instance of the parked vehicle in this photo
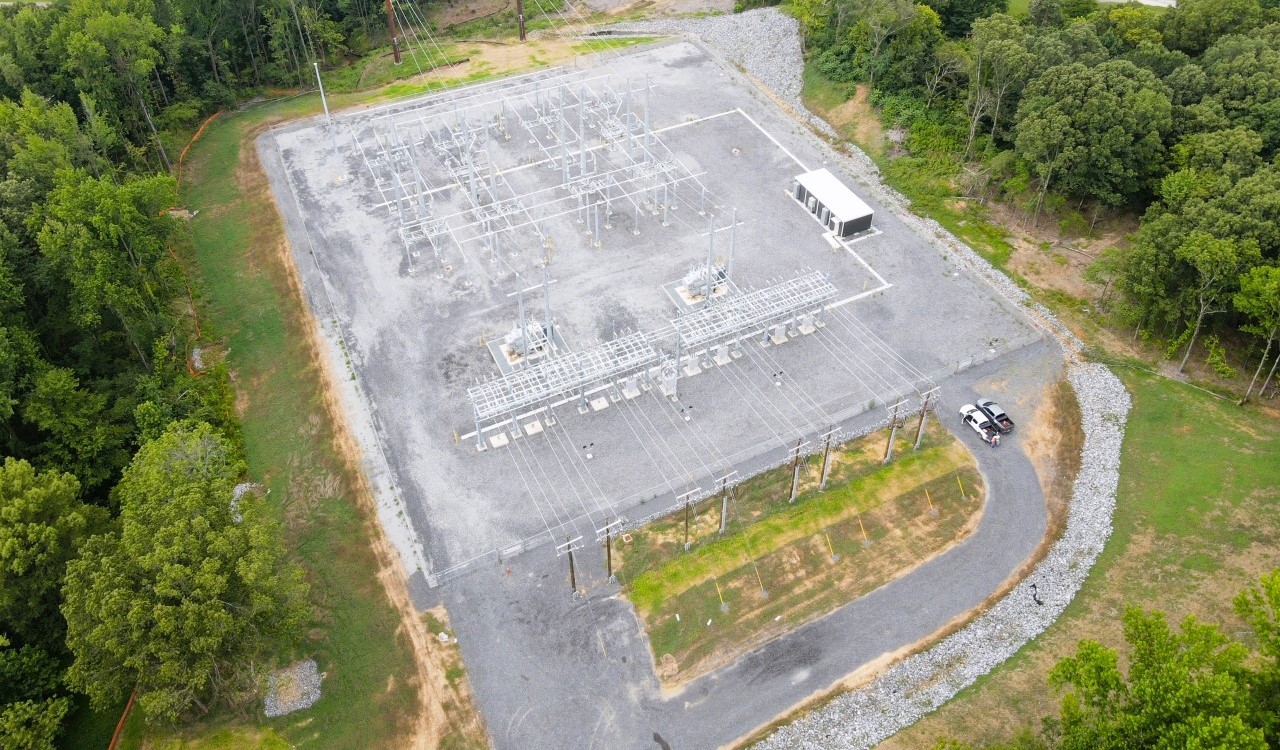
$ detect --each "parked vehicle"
[976,398,1014,433]
[960,404,1000,446]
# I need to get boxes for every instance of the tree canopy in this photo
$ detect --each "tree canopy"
[62,421,307,723]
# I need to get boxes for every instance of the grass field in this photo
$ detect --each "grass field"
[618,421,984,683]
[879,368,1280,748]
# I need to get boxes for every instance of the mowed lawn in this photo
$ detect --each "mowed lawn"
[879,368,1280,748]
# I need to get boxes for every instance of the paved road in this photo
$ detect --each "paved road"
[445,342,1059,750]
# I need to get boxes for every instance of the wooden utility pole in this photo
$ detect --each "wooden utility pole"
[557,536,582,596]
[597,520,622,581]
[788,438,808,504]
[385,0,401,64]
[914,388,938,451]
[717,470,738,535]
[884,401,904,464]
[678,487,698,550]
[818,426,836,491]
[516,0,526,41]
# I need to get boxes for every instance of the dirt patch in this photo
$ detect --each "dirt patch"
[1022,380,1083,543]
[430,0,510,28]
[236,123,486,750]
[827,85,885,156]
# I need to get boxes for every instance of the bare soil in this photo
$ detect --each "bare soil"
[827,85,885,157]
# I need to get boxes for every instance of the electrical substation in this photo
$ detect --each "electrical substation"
[260,27,1056,749]
[263,35,1039,586]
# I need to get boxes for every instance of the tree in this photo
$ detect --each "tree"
[62,421,308,723]
[0,636,69,750]
[1048,608,1268,749]
[0,458,104,650]
[1234,266,1280,401]
[35,169,178,366]
[1172,127,1264,181]
[967,14,1033,155]
[1173,231,1260,371]
[1160,0,1263,55]
[925,40,970,107]
[1200,30,1280,152]
[848,0,920,89]
[1027,0,1064,29]
[922,0,1003,37]
[1013,60,1172,216]
[20,368,133,497]
[1235,571,1280,740]
[52,0,171,165]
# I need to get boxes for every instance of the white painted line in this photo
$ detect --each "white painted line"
[735,108,808,171]
[826,282,893,310]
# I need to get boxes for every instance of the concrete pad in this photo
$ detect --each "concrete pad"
[523,421,544,436]
[590,397,610,411]
[488,433,509,449]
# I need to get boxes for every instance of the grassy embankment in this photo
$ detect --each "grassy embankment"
[880,367,1280,747]
[618,421,984,683]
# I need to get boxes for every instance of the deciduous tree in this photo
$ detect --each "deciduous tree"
[1234,266,1280,401]
[62,421,307,723]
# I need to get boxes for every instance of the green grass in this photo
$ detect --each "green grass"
[102,89,422,750]
[620,423,983,675]
[570,36,658,55]
[1007,0,1030,16]
[321,42,462,94]
[881,368,1280,748]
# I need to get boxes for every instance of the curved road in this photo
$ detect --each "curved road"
[443,343,1058,750]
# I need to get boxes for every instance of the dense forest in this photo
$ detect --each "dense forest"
[0,0,394,745]
[793,0,1280,396]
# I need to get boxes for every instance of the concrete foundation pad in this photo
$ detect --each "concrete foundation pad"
[523,421,544,436]
[590,397,610,411]
[488,433,509,449]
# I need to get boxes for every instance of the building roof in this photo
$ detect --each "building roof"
[795,168,873,223]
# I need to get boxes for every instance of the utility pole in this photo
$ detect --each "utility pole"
[556,536,583,596]
[884,401,906,464]
[516,0,526,41]
[717,470,738,535]
[678,486,698,550]
[914,387,939,450]
[596,520,622,581]
[818,426,837,491]
[788,438,810,504]
[313,62,330,123]
[385,0,401,65]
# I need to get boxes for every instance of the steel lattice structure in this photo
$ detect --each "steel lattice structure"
[672,271,837,349]
[468,332,660,425]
